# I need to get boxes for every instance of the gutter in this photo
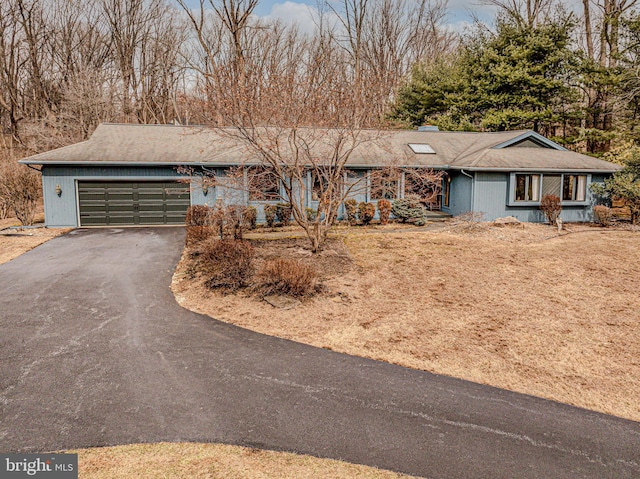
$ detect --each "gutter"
[17,160,618,174]
[449,166,620,173]
[18,160,219,167]
[348,164,450,169]
[18,160,454,170]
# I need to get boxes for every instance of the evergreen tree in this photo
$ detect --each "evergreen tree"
[391,16,579,134]
[391,58,469,129]
[592,149,640,224]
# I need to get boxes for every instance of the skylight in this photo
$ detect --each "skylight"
[408,143,436,154]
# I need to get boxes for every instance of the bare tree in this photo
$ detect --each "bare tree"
[325,0,454,121]
[100,0,185,123]
[179,3,374,250]
[0,155,41,225]
[583,0,596,60]
[480,0,557,28]
[595,0,638,68]
[0,1,25,140]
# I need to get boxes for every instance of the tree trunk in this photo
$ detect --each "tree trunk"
[582,0,594,60]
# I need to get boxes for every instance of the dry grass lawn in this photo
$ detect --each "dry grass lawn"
[0,225,69,265]
[0,209,65,266]
[173,222,640,422]
[71,443,416,479]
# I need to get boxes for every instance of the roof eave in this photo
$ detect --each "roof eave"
[20,159,453,169]
[450,166,620,173]
[19,160,228,167]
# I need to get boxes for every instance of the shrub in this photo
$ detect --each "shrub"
[245,206,257,229]
[593,205,613,226]
[225,204,255,240]
[185,205,210,226]
[275,203,292,226]
[377,199,391,225]
[306,207,318,221]
[344,198,358,225]
[357,202,376,225]
[264,204,277,227]
[391,195,426,223]
[540,194,562,225]
[256,257,318,297]
[200,238,254,291]
[186,226,215,246]
[450,212,487,232]
[0,165,41,225]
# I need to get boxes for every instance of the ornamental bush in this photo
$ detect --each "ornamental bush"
[540,194,562,226]
[245,206,257,229]
[264,204,277,227]
[256,257,318,297]
[225,204,256,240]
[185,226,216,246]
[391,195,426,223]
[593,205,613,227]
[357,202,376,225]
[306,207,318,221]
[200,238,254,291]
[185,205,210,226]
[344,199,358,225]
[276,203,293,226]
[377,199,391,225]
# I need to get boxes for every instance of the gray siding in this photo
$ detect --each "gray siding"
[473,171,607,222]
[442,172,472,216]
[42,165,612,227]
[473,172,511,221]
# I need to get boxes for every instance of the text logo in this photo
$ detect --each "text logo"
[1,454,77,478]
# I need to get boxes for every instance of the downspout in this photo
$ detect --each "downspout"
[460,169,474,213]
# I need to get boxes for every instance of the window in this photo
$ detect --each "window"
[563,175,587,201]
[541,174,561,197]
[370,170,399,200]
[404,169,442,209]
[512,173,589,204]
[515,174,540,202]
[248,167,280,201]
[408,143,436,154]
[311,169,329,202]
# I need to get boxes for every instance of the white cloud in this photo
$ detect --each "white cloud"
[262,1,320,35]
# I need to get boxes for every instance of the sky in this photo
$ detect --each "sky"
[178,0,501,34]
[254,0,498,33]
[180,0,585,36]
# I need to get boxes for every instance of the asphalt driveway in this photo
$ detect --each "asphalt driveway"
[0,228,638,478]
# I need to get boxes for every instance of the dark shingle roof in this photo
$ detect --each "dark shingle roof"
[19,123,621,173]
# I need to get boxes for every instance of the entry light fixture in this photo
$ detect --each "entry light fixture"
[55,184,62,196]
[202,185,209,196]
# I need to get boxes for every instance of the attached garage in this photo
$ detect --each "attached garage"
[78,181,190,226]
[17,124,220,228]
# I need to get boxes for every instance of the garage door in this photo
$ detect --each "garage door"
[78,181,190,226]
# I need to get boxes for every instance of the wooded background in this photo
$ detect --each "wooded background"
[3,0,640,225]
